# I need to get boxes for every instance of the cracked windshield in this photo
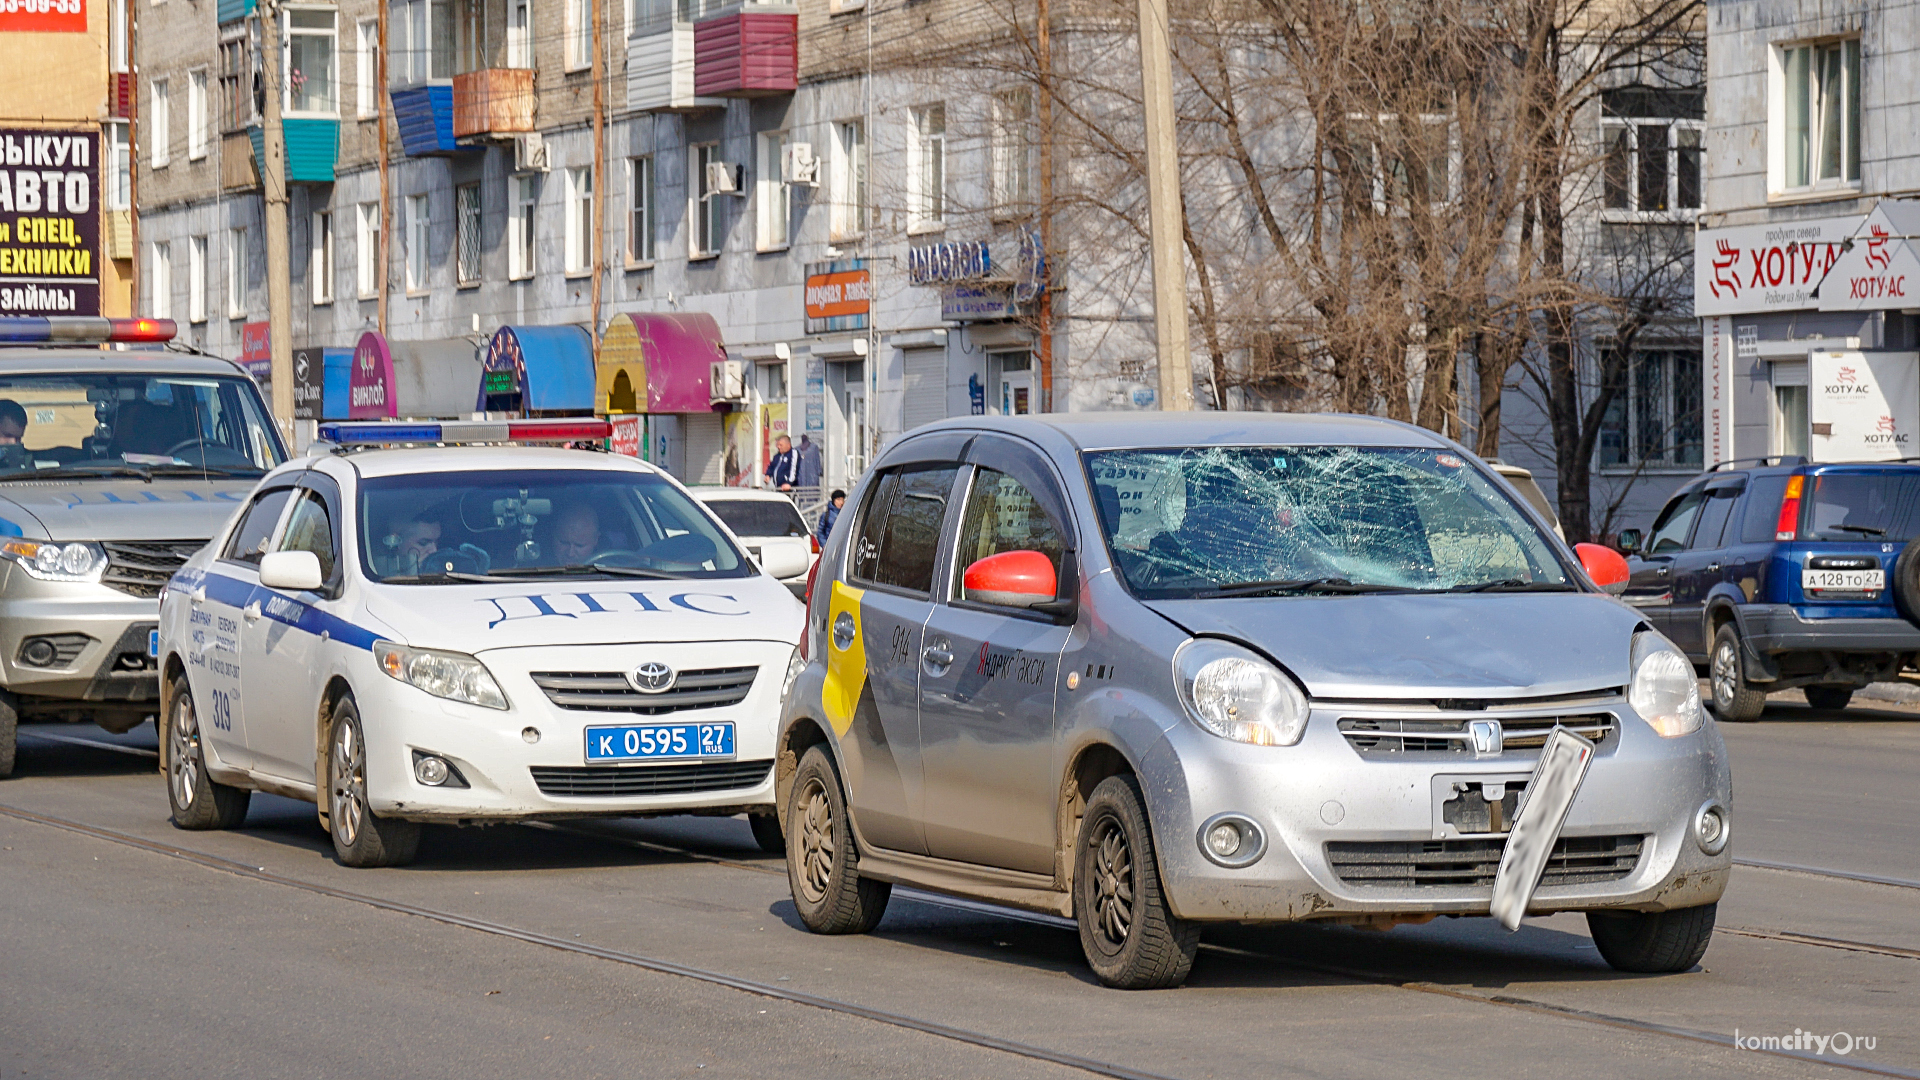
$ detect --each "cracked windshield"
[1086,446,1572,599]
[0,373,284,477]
[358,469,747,583]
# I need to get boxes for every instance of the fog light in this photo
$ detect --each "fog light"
[521,726,541,744]
[1694,801,1729,855]
[21,638,58,667]
[1195,812,1267,868]
[414,754,451,786]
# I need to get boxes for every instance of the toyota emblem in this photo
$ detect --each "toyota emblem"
[629,662,676,693]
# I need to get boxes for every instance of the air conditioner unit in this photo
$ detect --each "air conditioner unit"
[705,161,746,197]
[513,132,549,173]
[709,359,747,403]
[782,142,819,187]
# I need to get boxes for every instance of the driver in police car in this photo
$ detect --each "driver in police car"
[550,503,602,565]
[377,514,443,575]
[0,400,29,469]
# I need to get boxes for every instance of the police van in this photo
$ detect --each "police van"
[156,419,807,867]
[0,316,285,777]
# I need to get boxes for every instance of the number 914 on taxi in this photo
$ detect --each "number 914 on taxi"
[156,420,806,867]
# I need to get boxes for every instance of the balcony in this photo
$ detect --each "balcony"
[693,9,797,98]
[222,132,258,190]
[216,0,253,23]
[628,24,723,112]
[244,119,339,183]
[452,68,535,138]
[389,84,465,156]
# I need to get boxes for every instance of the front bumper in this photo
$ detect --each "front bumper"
[0,571,159,707]
[357,639,795,822]
[1739,605,1920,655]
[1140,699,1733,922]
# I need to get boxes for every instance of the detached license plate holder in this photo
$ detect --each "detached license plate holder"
[583,722,735,764]
[1490,727,1596,931]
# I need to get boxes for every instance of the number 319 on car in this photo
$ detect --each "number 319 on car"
[584,722,735,762]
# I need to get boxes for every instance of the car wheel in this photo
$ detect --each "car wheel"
[786,745,889,934]
[1587,902,1716,973]
[748,812,785,855]
[165,676,251,830]
[1894,536,1920,628]
[0,688,16,780]
[1709,624,1767,722]
[1803,685,1854,710]
[1074,775,1199,990]
[326,695,420,868]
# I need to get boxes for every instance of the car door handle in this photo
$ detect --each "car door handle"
[242,601,261,622]
[923,644,954,668]
[1655,566,1670,576]
[1707,563,1721,573]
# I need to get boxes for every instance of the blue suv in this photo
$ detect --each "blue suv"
[1621,456,1920,720]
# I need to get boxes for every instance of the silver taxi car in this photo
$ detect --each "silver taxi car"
[776,414,1731,989]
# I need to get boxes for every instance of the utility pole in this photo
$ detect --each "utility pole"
[376,0,389,335]
[1036,0,1054,412]
[1136,0,1192,410]
[258,0,295,435]
[589,0,606,343]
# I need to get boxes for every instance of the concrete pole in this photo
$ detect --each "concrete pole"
[1135,0,1192,410]
[376,0,389,336]
[258,0,295,437]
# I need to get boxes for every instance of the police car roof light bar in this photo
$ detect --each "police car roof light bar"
[315,418,613,445]
[0,316,178,344]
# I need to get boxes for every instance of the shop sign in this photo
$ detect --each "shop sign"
[0,130,100,315]
[349,331,396,419]
[610,414,642,457]
[0,0,87,32]
[908,240,991,285]
[943,282,1014,322]
[1817,200,1920,312]
[805,260,869,334]
[1695,215,1859,316]
[1808,351,1920,462]
[482,370,516,395]
[292,347,324,420]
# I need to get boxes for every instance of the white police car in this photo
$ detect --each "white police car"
[156,419,808,867]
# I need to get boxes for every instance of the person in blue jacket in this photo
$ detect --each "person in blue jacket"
[816,489,846,547]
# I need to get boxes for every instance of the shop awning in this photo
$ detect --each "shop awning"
[594,312,728,415]
[478,325,595,415]
[350,332,484,419]
[1818,199,1920,312]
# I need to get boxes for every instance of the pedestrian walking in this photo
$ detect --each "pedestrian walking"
[816,489,846,547]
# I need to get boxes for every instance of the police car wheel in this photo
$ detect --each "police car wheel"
[786,745,889,934]
[165,676,250,830]
[327,696,420,868]
[0,689,16,779]
[1073,775,1199,990]
[748,812,785,855]
[1587,902,1717,973]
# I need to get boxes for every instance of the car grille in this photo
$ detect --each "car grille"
[101,540,204,598]
[529,759,773,798]
[1338,714,1616,757]
[1326,835,1644,889]
[529,667,758,715]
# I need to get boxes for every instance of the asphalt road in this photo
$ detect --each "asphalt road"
[3,696,1915,1080]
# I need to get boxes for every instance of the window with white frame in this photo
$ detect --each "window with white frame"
[629,155,654,263]
[188,236,207,323]
[105,122,131,211]
[150,79,171,167]
[1602,87,1703,217]
[565,166,594,273]
[507,0,531,67]
[285,8,338,115]
[1599,347,1703,469]
[186,68,209,160]
[691,143,724,257]
[226,228,247,318]
[565,0,591,71]
[992,89,1034,215]
[356,19,379,118]
[149,241,172,320]
[406,193,431,291]
[311,211,334,304]
[456,182,482,284]
[830,121,865,240]
[1772,38,1861,194]
[1348,115,1453,210]
[509,174,537,279]
[756,132,788,251]
[393,0,454,83]
[356,201,381,297]
[910,104,945,231]
[110,0,130,73]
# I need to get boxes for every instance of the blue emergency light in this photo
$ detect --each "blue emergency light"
[316,418,612,445]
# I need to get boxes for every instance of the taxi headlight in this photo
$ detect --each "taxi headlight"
[1629,631,1702,737]
[374,641,508,710]
[1174,639,1310,746]
[1,540,107,582]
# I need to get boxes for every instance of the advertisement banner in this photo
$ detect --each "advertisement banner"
[1703,317,1733,467]
[804,259,869,334]
[1808,351,1920,462]
[610,414,642,457]
[0,0,87,34]
[1817,200,1920,312]
[350,331,396,419]
[761,401,788,467]
[293,347,325,420]
[1695,215,1860,317]
[0,129,100,315]
[722,410,758,487]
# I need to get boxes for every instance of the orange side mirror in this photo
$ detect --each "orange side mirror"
[1575,542,1630,595]
[962,550,1057,608]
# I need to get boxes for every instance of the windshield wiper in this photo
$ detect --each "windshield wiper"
[1199,577,1416,598]
[147,464,257,478]
[0,464,153,482]
[1445,578,1579,593]
[1827,524,1888,537]
[380,571,508,584]
[485,563,686,580]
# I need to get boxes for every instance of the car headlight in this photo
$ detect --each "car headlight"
[781,647,805,702]
[1173,638,1310,746]
[1629,631,1702,737]
[0,539,107,582]
[374,640,509,710]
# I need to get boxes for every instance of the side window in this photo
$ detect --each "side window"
[276,491,338,583]
[1645,490,1705,554]
[1689,485,1744,551]
[850,466,958,595]
[1739,475,1793,543]
[221,487,294,566]
[951,466,1066,598]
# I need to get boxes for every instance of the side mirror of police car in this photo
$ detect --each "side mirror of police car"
[259,550,325,592]
[759,545,812,581]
